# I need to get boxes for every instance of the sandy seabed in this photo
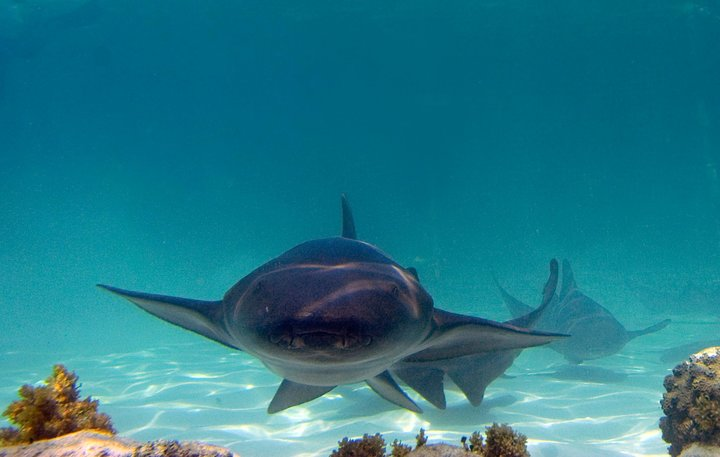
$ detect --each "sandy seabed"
[2,314,717,457]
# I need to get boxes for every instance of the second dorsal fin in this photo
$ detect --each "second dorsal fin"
[341,194,357,239]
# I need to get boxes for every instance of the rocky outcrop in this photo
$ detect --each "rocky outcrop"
[0,430,239,457]
[678,443,720,457]
[660,347,720,456]
[405,444,470,456]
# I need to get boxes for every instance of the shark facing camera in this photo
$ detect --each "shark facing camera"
[233,256,434,360]
[99,195,564,414]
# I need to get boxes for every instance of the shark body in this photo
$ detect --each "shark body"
[497,259,670,364]
[100,196,563,413]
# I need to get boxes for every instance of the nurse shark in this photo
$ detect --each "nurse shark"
[497,259,670,364]
[392,257,560,408]
[99,196,564,413]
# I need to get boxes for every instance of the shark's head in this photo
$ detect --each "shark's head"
[226,262,434,370]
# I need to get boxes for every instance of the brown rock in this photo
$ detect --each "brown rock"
[678,443,720,457]
[660,347,720,456]
[0,430,239,457]
[406,444,470,457]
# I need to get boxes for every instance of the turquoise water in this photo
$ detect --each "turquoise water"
[1,1,719,455]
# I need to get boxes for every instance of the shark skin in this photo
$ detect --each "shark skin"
[99,195,565,413]
[497,259,670,364]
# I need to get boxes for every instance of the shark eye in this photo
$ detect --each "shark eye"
[254,280,265,294]
[390,285,400,298]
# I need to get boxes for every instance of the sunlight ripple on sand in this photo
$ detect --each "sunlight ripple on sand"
[0,337,682,457]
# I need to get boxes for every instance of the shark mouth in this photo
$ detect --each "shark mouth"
[268,325,372,350]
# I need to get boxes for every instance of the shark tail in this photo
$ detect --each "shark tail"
[627,319,671,340]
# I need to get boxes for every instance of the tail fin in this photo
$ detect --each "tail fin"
[627,319,671,340]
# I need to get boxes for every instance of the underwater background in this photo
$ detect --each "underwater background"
[1,0,719,455]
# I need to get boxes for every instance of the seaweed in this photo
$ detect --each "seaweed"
[0,364,115,445]
[482,423,529,457]
[415,428,427,448]
[330,433,386,457]
[460,424,528,456]
[461,431,484,454]
[389,439,412,457]
[329,424,530,457]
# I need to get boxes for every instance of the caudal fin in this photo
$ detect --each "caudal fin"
[627,319,671,340]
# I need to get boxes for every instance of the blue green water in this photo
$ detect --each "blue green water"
[1,1,719,455]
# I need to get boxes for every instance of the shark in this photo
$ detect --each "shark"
[496,259,670,364]
[99,196,564,413]
[391,258,559,408]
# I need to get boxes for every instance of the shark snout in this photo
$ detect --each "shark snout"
[268,323,372,350]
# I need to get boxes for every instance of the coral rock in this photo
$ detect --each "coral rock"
[406,443,469,456]
[660,347,720,456]
[0,430,239,457]
[330,433,386,457]
[678,443,720,457]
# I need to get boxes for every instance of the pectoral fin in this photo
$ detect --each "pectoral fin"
[97,284,235,349]
[268,379,336,413]
[405,310,566,363]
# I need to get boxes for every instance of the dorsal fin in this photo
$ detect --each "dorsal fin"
[407,267,419,281]
[507,258,559,328]
[559,259,577,298]
[494,274,533,319]
[341,193,357,239]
